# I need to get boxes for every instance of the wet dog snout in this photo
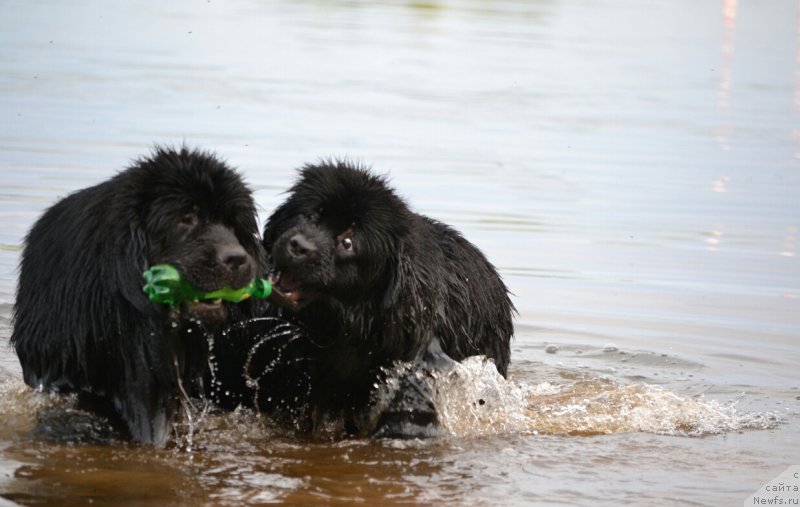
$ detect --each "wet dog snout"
[288,233,318,261]
[220,245,249,272]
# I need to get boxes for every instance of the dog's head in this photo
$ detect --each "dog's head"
[125,147,262,324]
[264,161,410,312]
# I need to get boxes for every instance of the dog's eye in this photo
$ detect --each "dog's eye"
[341,237,353,251]
[180,209,198,228]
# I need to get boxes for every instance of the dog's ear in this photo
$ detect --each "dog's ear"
[381,266,401,310]
[113,224,151,314]
[381,248,419,311]
[381,249,403,310]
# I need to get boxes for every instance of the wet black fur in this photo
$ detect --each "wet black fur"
[259,160,515,433]
[10,147,262,445]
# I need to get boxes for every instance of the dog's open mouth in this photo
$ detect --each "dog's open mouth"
[182,298,227,324]
[268,271,317,311]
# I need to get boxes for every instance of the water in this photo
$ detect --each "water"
[1,0,798,505]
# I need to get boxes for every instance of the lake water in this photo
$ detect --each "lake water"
[1,0,799,505]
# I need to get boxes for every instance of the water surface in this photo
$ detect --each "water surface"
[1,0,798,505]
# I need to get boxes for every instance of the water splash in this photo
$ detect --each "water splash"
[240,318,307,403]
[0,378,111,442]
[187,405,279,451]
[209,317,312,432]
[172,355,211,453]
[425,356,780,438]
[0,378,69,436]
[0,350,781,446]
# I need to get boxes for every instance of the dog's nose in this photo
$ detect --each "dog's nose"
[220,245,249,273]
[288,233,317,260]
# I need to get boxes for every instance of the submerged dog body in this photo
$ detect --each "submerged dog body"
[11,147,261,445]
[260,161,514,431]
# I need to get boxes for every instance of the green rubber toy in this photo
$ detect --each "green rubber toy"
[142,264,271,306]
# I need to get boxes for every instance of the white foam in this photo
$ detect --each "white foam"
[0,378,75,438]
[428,356,779,438]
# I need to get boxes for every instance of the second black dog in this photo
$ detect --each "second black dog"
[218,160,515,436]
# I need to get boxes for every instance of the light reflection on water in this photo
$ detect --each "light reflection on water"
[0,0,799,505]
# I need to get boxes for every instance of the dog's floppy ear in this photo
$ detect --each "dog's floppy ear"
[113,224,151,314]
[381,265,402,310]
[381,247,404,310]
[381,247,419,311]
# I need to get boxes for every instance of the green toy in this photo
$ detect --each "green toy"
[142,264,271,307]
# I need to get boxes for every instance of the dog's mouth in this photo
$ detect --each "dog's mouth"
[268,270,317,311]
[182,299,228,325]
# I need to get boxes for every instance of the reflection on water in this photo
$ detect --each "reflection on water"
[1,0,799,505]
[716,0,736,115]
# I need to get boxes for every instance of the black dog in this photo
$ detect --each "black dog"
[242,160,515,435]
[11,147,261,445]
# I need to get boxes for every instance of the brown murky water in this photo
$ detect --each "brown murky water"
[1,0,798,505]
